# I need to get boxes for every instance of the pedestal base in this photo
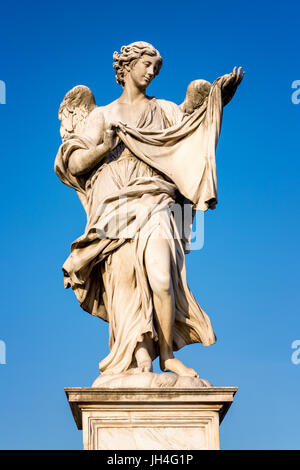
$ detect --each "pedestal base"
[65,387,237,450]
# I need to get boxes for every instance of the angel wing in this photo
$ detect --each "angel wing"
[180,79,211,114]
[58,85,97,142]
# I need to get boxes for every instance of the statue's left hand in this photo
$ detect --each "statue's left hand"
[221,66,245,105]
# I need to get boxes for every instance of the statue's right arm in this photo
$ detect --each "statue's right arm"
[68,108,117,176]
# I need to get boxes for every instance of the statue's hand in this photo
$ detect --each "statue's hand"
[222,66,244,88]
[221,66,245,105]
[102,122,120,153]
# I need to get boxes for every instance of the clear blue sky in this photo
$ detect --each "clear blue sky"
[0,0,299,450]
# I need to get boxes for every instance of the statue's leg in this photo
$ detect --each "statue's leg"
[144,233,199,378]
[106,242,153,373]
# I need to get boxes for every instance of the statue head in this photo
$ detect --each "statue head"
[113,41,162,88]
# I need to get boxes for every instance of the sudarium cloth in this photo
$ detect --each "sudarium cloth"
[54,79,223,375]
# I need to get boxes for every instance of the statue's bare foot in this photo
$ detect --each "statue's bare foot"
[137,363,153,373]
[160,357,199,378]
[135,341,153,373]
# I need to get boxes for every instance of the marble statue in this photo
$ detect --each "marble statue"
[55,41,244,387]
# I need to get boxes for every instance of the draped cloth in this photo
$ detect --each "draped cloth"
[54,78,224,375]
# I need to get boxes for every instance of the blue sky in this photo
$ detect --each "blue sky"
[0,0,299,450]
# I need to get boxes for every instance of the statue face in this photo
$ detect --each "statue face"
[129,54,161,89]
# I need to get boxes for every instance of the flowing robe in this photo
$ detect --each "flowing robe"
[55,79,224,375]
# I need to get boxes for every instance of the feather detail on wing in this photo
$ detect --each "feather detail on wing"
[180,79,211,114]
[58,85,97,142]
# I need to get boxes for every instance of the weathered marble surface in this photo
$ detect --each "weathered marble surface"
[65,387,237,450]
[92,372,211,388]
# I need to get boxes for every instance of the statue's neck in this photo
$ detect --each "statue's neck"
[119,80,147,105]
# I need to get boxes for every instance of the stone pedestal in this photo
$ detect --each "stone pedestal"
[65,387,237,450]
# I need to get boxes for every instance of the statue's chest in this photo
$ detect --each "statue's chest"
[105,100,165,130]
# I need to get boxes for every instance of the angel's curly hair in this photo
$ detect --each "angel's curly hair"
[113,41,162,87]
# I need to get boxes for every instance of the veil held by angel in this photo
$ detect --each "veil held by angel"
[54,41,244,386]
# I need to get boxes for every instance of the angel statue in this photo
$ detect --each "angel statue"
[55,41,244,388]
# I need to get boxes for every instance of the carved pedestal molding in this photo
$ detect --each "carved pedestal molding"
[65,387,237,450]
